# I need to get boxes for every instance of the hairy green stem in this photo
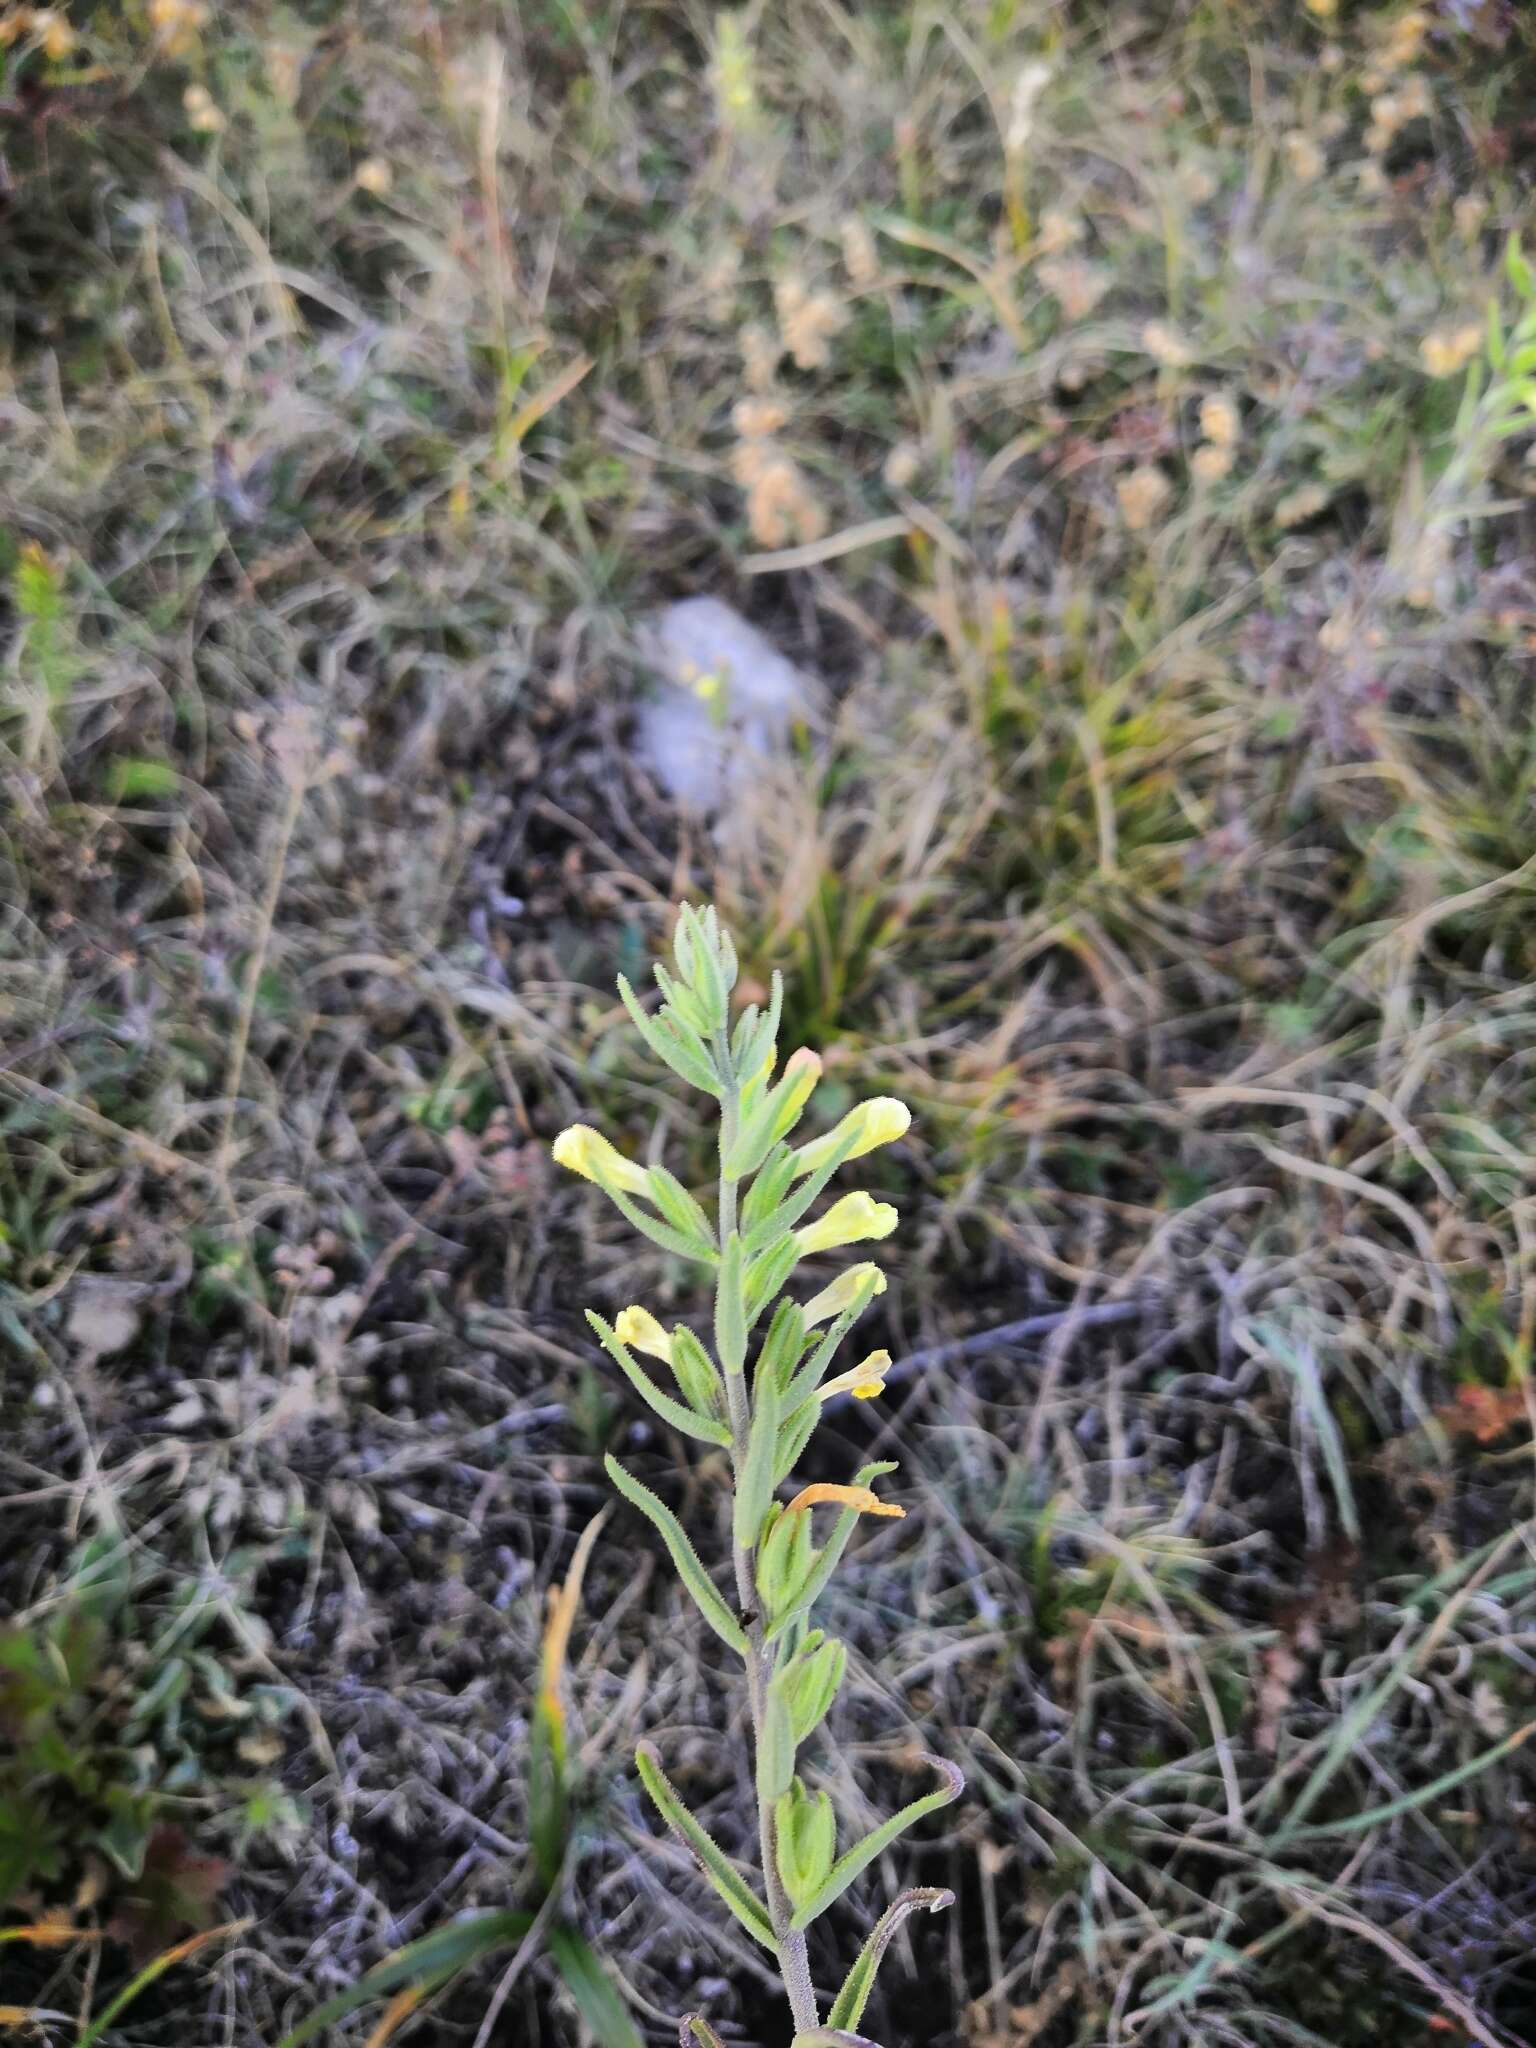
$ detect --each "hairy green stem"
[718,1054,818,2036]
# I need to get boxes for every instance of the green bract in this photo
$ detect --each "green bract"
[552,905,959,2044]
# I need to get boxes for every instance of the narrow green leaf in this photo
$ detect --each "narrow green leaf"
[745,1233,802,1325]
[733,971,783,1083]
[527,1695,568,1892]
[789,1756,964,1929]
[618,974,721,1096]
[757,1298,808,1396]
[1486,300,1507,372]
[711,910,737,994]
[1506,232,1533,300]
[715,1230,747,1376]
[733,1371,780,1551]
[742,1142,796,1239]
[685,911,728,1028]
[744,1124,860,1259]
[758,1678,796,1804]
[646,1165,718,1255]
[546,1923,645,2048]
[730,999,760,1065]
[635,1745,776,1949]
[756,1501,812,1623]
[606,1182,718,1264]
[657,957,716,1038]
[723,1098,779,1180]
[604,1458,748,1653]
[588,1314,731,1448]
[827,1888,955,2031]
[671,909,700,984]
[773,1398,819,1487]
[1455,355,1485,436]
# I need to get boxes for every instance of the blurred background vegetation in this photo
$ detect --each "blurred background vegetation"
[2,1,1535,2044]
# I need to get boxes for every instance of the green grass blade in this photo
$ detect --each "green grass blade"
[271,1912,534,2048]
[78,1922,252,2048]
[1283,1720,1535,1841]
[1251,1320,1359,1540]
[546,1922,645,2048]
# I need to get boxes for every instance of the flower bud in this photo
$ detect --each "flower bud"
[774,1779,836,1910]
[724,1048,823,1178]
[790,1097,911,1180]
[552,1124,652,1199]
[770,1048,822,1136]
[773,1632,847,1747]
[667,1325,722,1414]
[756,1502,816,1622]
[739,1043,777,1116]
[794,1192,898,1257]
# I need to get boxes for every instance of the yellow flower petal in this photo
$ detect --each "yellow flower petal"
[784,1481,904,1519]
[819,1351,891,1403]
[615,1305,673,1364]
[551,1124,652,1198]
[802,1263,887,1328]
[795,1192,898,1256]
[791,1097,912,1180]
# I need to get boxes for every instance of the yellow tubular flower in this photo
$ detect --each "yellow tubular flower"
[790,1096,911,1181]
[794,1192,898,1257]
[819,1351,891,1402]
[615,1305,673,1365]
[785,1481,905,1519]
[551,1124,653,1199]
[802,1263,886,1328]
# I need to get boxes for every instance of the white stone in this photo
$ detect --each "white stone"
[636,597,821,809]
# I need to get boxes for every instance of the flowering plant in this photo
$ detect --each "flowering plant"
[553,905,960,2047]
